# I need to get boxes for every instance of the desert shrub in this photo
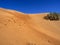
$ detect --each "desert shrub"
[44,12,59,21]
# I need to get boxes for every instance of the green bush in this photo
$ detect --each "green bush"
[44,12,59,21]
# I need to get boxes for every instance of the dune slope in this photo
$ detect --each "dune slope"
[0,8,60,45]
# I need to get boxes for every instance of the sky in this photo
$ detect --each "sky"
[0,0,60,14]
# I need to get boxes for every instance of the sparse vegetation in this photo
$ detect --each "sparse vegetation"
[44,12,60,21]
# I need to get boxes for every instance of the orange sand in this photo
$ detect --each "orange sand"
[0,8,60,45]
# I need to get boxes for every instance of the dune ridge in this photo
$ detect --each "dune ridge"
[0,8,60,45]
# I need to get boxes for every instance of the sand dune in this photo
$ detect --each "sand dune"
[0,8,60,45]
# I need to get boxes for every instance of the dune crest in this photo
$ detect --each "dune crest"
[0,8,60,45]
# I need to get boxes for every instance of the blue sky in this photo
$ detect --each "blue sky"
[0,0,60,13]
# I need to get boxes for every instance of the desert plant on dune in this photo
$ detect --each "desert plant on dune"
[44,12,59,21]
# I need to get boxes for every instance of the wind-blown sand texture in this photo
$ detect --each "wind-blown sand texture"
[0,8,60,45]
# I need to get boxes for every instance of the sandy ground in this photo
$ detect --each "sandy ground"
[0,8,60,45]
